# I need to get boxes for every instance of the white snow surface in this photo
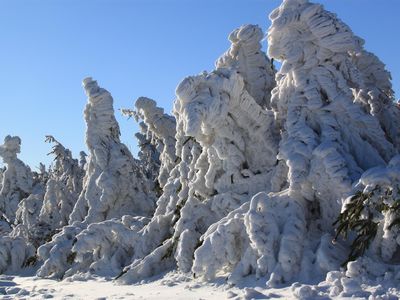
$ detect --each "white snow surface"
[2,270,400,299]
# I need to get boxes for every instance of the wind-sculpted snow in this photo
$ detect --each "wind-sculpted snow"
[37,78,157,279]
[193,191,307,287]
[0,136,33,224]
[0,233,35,274]
[189,0,400,287]
[37,222,87,279]
[15,194,43,230]
[37,136,84,229]
[115,24,278,284]
[351,50,400,150]
[268,0,397,214]
[216,24,276,109]
[260,0,398,284]
[1,0,400,295]
[69,78,156,224]
[50,25,277,284]
[134,97,177,189]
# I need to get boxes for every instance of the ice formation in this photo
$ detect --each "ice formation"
[216,23,276,109]
[35,3,400,285]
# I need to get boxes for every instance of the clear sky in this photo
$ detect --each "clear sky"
[0,0,399,169]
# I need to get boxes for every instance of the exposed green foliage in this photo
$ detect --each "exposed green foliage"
[22,255,37,268]
[334,187,400,265]
[66,251,76,265]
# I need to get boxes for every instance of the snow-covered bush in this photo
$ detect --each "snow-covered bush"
[0,232,35,274]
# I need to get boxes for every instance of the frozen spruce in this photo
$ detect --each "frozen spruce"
[69,78,156,224]
[194,0,400,288]
[115,24,278,283]
[0,136,34,224]
[134,97,177,189]
[2,0,400,296]
[37,78,157,278]
[0,136,44,274]
[49,24,277,282]
[14,136,84,249]
[38,136,84,229]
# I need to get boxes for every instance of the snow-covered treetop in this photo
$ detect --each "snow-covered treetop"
[0,136,22,163]
[267,0,398,204]
[134,97,177,188]
[83,77,121,158]
[45,135,81,179]
[217,24,276,108]
[69,78,156,224]
[0,136,33,223]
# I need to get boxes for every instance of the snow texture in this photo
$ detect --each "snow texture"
[1,0,400,298]
[37,78,157,279]
[117,24,278,283]
[0,136,33,224]
[38,135,84,229]
[133,97,177,189]
[70,77,156,224]
[192,0,400,287]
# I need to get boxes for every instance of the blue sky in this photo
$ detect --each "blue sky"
[0,0,399,169]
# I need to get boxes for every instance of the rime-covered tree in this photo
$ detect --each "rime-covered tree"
[193,0,400,287]
[133,97,177,189]
[37,78,157,278]
[19,0,400,289]
[69,78,156,223]
[0,136,34,224]
[56,24,278,283]
[37,135,84,229]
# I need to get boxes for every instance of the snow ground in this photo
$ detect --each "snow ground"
[2,270,399,300]
[0,269,294,300]
[0,271,253,300]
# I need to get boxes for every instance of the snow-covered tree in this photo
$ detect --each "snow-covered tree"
[69,78,156,223]
[37,135,84,229]
[35,24,278,282]
[0,136,46,274]
[134,121,161,193]
[133,97,177,189]
[3,0,398,290]
[0,136,34,224]
[79,151,88,171]
[193,0,400,287]
[37,78,157,278]
[121,97,177,194]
